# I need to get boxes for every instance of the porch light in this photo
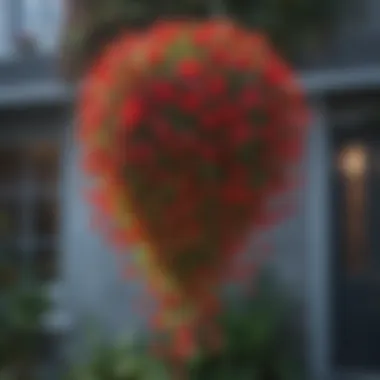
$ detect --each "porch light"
[339,145,367,178]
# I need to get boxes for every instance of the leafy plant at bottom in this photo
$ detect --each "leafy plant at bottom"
[0,245,50,379]
[66,336,171,380]
[66,271,304,380]
[186,272,305,380]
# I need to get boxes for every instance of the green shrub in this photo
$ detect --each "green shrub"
[66,335,171,380]
[66,272,304,380]
[0,246,50,380]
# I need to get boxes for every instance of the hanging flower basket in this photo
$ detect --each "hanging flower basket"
[77,19,308,358]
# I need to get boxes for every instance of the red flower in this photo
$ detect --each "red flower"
[126,143,154,163]
[234,55,252,70]
[177,59,202,79]
[199,144,218,162]
[82,149,113,174]
[265,56,292,86]
[85,189,113,217]
[208,76,226,96]
[178,131,198,150]
[222,182,252,204]
[173,325,196,359]
[152,119,173,143]
[278,137,303,161]
[219,105,240,123]
[151,81,175,102]
[193,23,215,46]
[78,98,105,141]
[145,44,164,65]
[230,122,252,145]
[91,59,111,84]
[110,228,133,250]
[212,48,230,66]
[179,92,200,112]
[122,97,144,130]
[200,112,220,131]
[152,21,186,44]
[240,88,260,108]
[257,123,276,142]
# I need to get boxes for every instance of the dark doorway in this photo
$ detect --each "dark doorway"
[329,91,380,370]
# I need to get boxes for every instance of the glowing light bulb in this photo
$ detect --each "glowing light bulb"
[339,145,367,178]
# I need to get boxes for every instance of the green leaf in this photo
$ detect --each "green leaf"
[142,358,170,380]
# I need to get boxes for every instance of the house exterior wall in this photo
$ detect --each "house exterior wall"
[304,100,331,380]
[60,126,150,354]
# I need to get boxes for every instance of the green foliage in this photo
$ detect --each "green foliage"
[66,336,171,380]
[0,246,50,379]
[66,272,304,380]
[185,272,305,379]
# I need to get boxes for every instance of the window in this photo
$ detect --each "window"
[0,0,12,57]
[0,121,63,284]
[22,0,64,53]
[0,0,65,58]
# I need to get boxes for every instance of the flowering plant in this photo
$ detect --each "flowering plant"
[78,19,308,359]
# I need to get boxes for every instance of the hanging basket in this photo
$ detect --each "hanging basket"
[77,19,309,358]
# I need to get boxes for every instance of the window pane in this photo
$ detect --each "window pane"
[35,198,58,236]
[33,245,56,281]
[22,0,64,52]
[27,141,60,186]
[0,0,12,57]
[0,200,21,242]
[0,145,24,186]
[0,245,23,287]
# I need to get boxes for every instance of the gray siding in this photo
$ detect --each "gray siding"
[60,127,149,351]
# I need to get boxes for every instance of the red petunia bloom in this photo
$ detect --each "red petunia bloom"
[122,97,144,130]
[198,144,218,162]
[177,58,203,80]
[208,76,226,96]
[240,88,261,108]
[151,81,175,102]
[179,92,201,112]
[230,122,253,145]
[125,143,154,164]
[173,325,197,359]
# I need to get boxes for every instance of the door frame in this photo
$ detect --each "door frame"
[306,97,333,380]
[306,94,380,380]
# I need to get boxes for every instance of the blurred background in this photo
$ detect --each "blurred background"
[0,0,380,379]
